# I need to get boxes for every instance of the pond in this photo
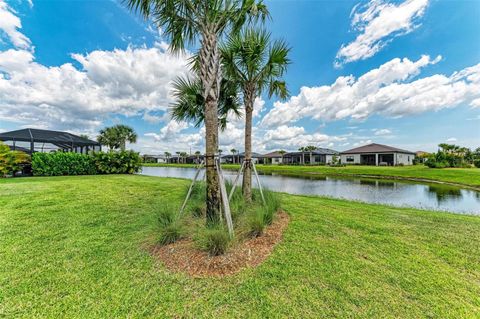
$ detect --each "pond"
[140,166,480,215]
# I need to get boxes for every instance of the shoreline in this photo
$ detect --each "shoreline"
[142,164,480,191]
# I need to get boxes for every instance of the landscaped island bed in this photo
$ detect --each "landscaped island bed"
[1,175,480,317]
[145,163,480,189]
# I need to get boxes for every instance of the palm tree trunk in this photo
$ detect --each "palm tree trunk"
[242,89,255,202]
[205,96,221,223]
[200,29,222,224]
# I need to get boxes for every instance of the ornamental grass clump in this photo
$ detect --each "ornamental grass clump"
[261,189,281,225]
[196,225,231,256]
[246,208,265,238]
[158,204,183,245]
[179,182,282,255]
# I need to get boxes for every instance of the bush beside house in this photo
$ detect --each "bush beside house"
[31,151,141,176]
[0,141,30,177]
[425,144,480,169]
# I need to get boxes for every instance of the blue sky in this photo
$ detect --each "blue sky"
[0,0,479,154]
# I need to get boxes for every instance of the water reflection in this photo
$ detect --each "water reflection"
[426,185,463,203]
[140,166,480,215]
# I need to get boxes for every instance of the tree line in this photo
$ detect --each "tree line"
[424,144,480,168]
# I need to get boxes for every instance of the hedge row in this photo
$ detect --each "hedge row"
[31,151,142,176]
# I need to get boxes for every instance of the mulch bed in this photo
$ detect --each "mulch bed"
[150,211,290,278]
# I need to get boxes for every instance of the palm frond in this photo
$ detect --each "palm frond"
[170,75,242,131]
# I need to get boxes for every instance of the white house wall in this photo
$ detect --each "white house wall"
[341,153,414,165]
[341,154,361,164]
[395,153,414,165]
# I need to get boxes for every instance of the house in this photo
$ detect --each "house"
[283,148,339,165]
[221,152,265,164]
[0,128,101,154]
[262,151,285,165]
[142,154,168,163]
[185,154,204,164]
[340,143,415,166]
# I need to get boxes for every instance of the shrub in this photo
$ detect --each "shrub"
[196,226,231,256]
[0,142,30,177]
[474,160,480,168]
[425,160,449,169]
[246,208,266,238]
[32,152,96,176]
[91,150,142,174]
[158,205,183,245]
[261,189,281,225]
[243,189,281,237]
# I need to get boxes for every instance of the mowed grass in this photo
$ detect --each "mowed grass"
[1,175,480,318]
[145,163,480,189]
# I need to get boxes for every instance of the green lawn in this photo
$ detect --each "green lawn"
[145,163,480,189]
[1,175,480,318]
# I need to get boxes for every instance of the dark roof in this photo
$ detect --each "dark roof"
[0,128,100,147]
[222,152,264,158]
[341,143,415,155]
[285,148,339,156]
[263,151,285,158]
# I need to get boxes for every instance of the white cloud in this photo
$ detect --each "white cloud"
[373,128,392,135]
[262,56,480,127]
[0,1,32,50]
[264,125,306,141]
[335,0,429,66]
[354,139,373,146]
[446,137,457,143]
[262,125,346,151]
[0,45,189,131]
[143,112,168,124]
[471,98,480,108]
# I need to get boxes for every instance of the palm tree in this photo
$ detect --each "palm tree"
[298,147,305,165]
[194,150,201,163]
[97,125,137,151]
[164,151,171,163]
[278,150,286,165]
[170,77,241,131]
[304,145,317,165]
[230,148,237,164]
[221,28,290,201]
[175,151,181,163]
[126,0,268,223]
[180,152,188,164]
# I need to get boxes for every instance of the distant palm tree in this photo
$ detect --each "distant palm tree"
[194,150,201,163]
[164,151,171,163]
[175,151,181,164]
[222,28,290,201]
[230,148,237,164]
[97,125,137,151]
[126,0,269,223]
[298,147,305,165]
[278,150,286,165]
[180,152,188,164]
[304,145,317,165]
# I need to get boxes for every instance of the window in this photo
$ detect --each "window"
[346,156,354,162]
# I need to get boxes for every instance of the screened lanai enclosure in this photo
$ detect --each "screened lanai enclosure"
[0,128,101,154]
